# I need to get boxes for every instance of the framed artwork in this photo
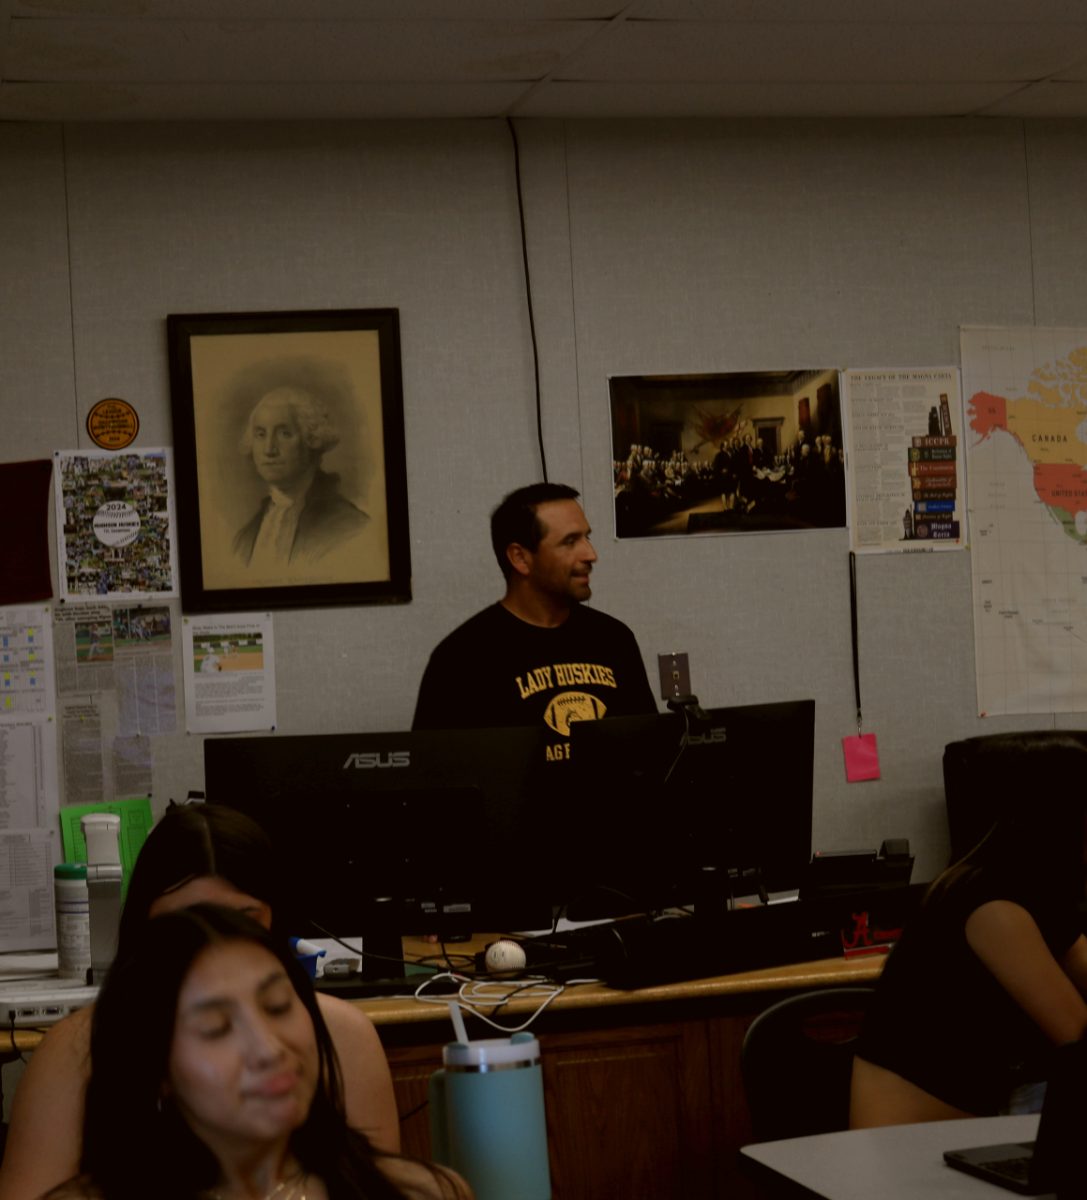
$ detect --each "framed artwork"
[167,309,411,612]
[610,370,846,538]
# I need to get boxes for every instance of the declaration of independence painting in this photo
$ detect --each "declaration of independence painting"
[610,370,846,539]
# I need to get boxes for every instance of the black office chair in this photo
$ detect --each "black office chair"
[740,986,875,1143]
[942,731,1087,863]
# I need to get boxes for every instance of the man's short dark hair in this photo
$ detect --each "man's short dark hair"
[490,482,581,578]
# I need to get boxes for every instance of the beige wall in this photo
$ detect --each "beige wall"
[4,117,1087,881]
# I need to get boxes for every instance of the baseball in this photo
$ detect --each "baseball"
[484,939,527,976]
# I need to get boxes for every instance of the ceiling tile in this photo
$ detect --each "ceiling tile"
[10,0,620,15]
[3,0,1082,121]
[629,0,1087,21]
[1053,56,1087,80]
[8,17,607,83]
[976,79,1087,117]
[515,80,1030,119]
[560,20,1087,84]
[0,79,532,119]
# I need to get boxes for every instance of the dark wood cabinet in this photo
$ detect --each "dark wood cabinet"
[367,953,880,1198]
[540,1017,720,1198]
[379,995,785,1199]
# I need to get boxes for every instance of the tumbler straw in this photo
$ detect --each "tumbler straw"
[448,999,470,1045]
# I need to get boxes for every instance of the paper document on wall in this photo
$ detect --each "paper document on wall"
[54,449,179,601]
[0,722,58,830]
[843,367,967,552]
[182,613,276,733]
[0,828,58,952]
[0,605,56,722]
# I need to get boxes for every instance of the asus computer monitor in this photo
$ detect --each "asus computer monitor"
[203,697,815,940]
[203,724,554,941]
[561,698,816,918]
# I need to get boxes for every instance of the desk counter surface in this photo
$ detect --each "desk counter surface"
[742,1114,1044,1199]
[0,942,884,1051]
[355,941,885,1026]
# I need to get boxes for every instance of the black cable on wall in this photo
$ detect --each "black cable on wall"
[506,117,548,483]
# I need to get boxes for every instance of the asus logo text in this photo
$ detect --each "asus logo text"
[342,751,411,769]
[687,726,727,746]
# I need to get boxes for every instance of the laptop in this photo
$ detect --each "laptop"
[943,1039,1087,1195]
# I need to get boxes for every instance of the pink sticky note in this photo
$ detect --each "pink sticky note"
[842,732,881,782]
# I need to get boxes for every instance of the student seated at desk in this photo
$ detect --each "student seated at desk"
[45,904,468,1200]
[0,805,398,1200]
[850,737,1087,1128]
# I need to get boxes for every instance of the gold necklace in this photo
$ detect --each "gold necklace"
[209,1169,308,1200]
[278,1174,307,1200]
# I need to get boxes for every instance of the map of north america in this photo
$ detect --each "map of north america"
[969,346,1087,540]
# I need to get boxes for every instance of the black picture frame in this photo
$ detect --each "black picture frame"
[168,308,411,612]
[610,370,846,538]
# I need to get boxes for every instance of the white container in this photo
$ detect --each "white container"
[81,813,121,866]
[54,863,91,981]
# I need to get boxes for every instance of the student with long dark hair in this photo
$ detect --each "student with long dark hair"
[850,735,1087,1127]
[0,805,398,1200]
[46,905,466,1200]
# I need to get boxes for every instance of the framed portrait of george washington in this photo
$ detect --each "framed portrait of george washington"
[167,308,411,612]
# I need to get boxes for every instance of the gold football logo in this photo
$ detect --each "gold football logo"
[543,692,607,735]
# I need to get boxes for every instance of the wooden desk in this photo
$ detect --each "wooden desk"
[0,1028,53,1057]
[365,940,885,1200]
[357,946,884,1028]
[741,1115,1043,1199]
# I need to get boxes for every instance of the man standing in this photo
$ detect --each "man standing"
[412,483,657,760]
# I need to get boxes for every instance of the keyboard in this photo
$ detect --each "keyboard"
[944,1141,1044,1195]
[987,1156,1034,1185]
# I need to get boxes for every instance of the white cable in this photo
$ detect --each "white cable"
[413,971,472,1003]
[411,971,596,1034]
[455,984,565,1034]
[459,977,558,1005]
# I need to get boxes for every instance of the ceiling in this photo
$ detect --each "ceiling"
[4,0,1087,123]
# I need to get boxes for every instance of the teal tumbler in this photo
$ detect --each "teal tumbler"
[429,1031,551,1200]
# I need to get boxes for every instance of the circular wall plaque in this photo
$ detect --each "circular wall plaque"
[86,398,139,450]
